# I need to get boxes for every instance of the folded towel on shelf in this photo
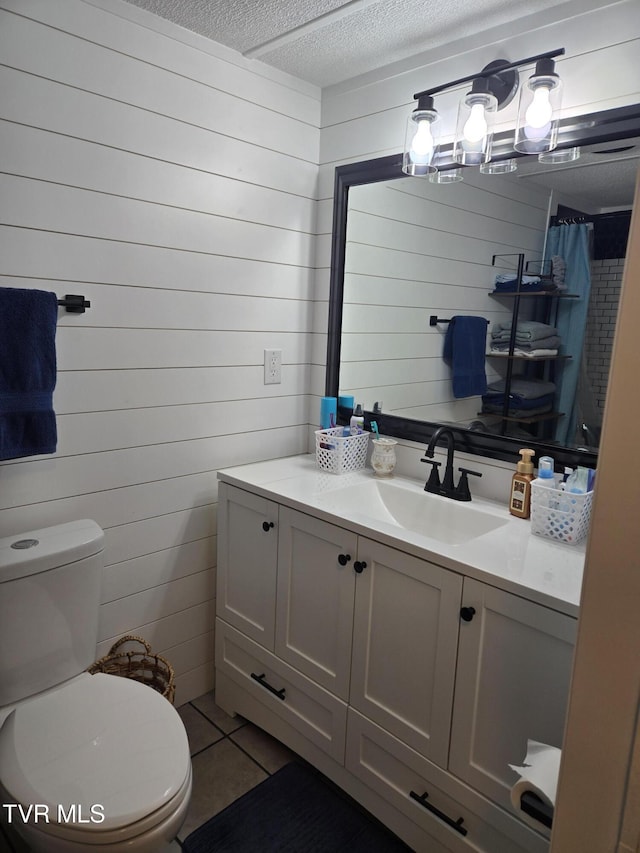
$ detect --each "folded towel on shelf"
[443,316,488,398]
[0,287,58,460]
[489,335,561,353]
[491,320,559,342]
[495,275,541,285]
[481,392,555,411]
[493,275,546,293]
[486,378,556,399]
[489,348,560,359]
[491,331,559,345]
[481,400,555,418]
[511,348,559,358]
[490,335,562,352]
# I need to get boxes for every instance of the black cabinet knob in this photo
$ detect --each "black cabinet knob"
[460,606,476,622]
[262,521,274,532]
[338,553,352,566]
[353,560,367,574]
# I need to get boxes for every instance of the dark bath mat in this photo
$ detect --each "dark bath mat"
[182,760,411,852]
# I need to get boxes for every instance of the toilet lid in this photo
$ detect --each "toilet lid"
[0,673,190,831]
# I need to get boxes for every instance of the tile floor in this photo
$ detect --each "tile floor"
[175,690,297,844]
[0,691,297,852]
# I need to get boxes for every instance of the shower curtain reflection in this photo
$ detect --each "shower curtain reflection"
[545,223,592,445]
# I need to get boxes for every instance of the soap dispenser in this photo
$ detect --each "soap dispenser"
[509,448,535,518]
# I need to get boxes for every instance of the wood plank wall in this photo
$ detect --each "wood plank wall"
[0,0,320,704]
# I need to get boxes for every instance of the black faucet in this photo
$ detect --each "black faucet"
[421,427,482,501]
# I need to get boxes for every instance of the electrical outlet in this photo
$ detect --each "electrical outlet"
[264,348,282,385]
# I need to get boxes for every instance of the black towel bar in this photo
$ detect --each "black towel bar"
[430,315,490,327]
[57,294,91,313]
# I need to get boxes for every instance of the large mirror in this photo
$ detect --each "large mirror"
[326,105,640,468]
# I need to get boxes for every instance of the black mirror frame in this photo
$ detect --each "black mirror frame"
[326,103,640,469]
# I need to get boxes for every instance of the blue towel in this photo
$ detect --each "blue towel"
[494,277,546,293]
[482,392,555,410]
[0,287,58,460]
[443,316,488,398]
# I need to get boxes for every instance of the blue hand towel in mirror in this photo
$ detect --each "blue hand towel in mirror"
[0,287,58,460]
[443,316,488,398]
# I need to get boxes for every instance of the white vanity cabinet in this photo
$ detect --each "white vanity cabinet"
[216,482,278,648]
[449,578,577,818]
[350,537,462,768]
[215,478,576,853]
[275,506,357,700]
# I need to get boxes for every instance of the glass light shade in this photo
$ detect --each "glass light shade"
[514,59,563,154]
[479,158,518,174]
[453,81,498,166]
[538,146,580,164]
[402,96,440,176]
[429,168,463,184]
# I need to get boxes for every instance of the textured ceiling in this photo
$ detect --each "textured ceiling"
[514,140,639,211]
[120,0,577,88]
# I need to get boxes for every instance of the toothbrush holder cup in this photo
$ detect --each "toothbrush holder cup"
[371,438,398,477]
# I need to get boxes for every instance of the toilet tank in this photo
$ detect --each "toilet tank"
[0,520,104,706]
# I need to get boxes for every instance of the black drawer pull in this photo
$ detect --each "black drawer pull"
[353,560,367,573]
[337,553,352,566]
[409,790,467,837]
[262,521,275,532]
[250,672,285,700]
[460,606,476,622]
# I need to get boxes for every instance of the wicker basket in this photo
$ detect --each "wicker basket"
[87,635,176,704]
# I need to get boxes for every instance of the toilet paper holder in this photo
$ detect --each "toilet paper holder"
[520,792,553,829]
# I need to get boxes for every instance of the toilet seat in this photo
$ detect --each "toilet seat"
[1,766,192,849]
[0,672,191,839]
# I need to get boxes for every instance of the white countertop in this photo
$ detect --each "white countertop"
[218,455,585,618]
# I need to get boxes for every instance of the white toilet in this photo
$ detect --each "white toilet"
[0,520,192,852]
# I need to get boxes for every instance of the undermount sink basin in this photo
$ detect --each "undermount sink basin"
[316,479,509,545]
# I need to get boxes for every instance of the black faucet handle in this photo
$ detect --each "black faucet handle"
[422,459,441,493]
[459,467,482,478]
[455,467,482,501]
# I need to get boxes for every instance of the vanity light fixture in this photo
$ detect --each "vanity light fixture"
[429,167,463,183]
[479,158,518,174]
[402,95,440,175]
[454,78,498,165]
[402,49,565,178]
[538,146,581,163]
[452,58,520,166]
[514,58,563,154]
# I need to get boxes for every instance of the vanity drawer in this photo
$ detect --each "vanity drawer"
[215,619,347,763]
[346,709,548,853]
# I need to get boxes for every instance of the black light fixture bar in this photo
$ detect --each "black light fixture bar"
[412,47,565,100]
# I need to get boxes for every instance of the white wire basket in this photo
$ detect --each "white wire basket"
[530,482,594,545]
[315,427,370,474]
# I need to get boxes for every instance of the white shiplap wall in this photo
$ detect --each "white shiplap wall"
[0,0,320,704]
[340,171,550,422]
[316,0,640,487]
